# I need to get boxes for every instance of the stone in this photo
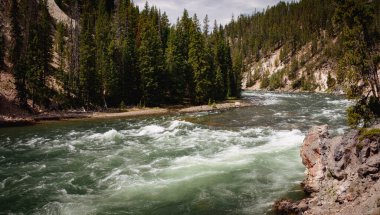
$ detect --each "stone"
[358,166,378,178]
[359,146,371,163]
[367,156,380,168]
[335,149,344,161]
[370,141,379,154]
[300,125,329,193]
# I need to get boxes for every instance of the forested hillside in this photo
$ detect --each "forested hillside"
[0,0,379,122]
[0,0,241,111]
[224,0,380,126]
[226,0,380,96]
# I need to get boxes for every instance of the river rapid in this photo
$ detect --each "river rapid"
[0,91,351,214]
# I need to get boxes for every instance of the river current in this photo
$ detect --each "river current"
[0,91,351,214]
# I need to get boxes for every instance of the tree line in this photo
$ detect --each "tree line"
[5,0,241,110]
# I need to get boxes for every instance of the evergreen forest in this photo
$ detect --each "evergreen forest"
[0,0,379,127]
[3,0,241,109]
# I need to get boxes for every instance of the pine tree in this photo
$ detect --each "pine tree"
[334,0,380,127]
[224,45,237,97]
[122,0,140,105]
[37,0,53,106]
[139,15,165,106]
[0,27,4,70]
[10,0,27,108]
[79,2,101,107]
[160,12,170,50]
[189,14,213,104]
[55,22,66,71]
[104,40,120,106]
[334,0,379,99]
[203,15,210,37]
[67,0,80,103]
[232,48,243,97]
[177,10,194,101]
[22,0,53,108]
[165,27,186,103]
[95,0,111,108]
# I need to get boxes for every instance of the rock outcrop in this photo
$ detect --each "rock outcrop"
[275,125,380,215]
[47,0,75,26]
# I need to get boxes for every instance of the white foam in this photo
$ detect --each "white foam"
[327,99,353,106]
[101,169,122,183]
[87,129,123,141]
[38,164,47,171]
[68,144,76,151]
[168,120,193,130]
[136,125,165,136]
[312,108,344,120]
[240,127,265,135]
[39,202,94,215]
[243,91,309,99]
[22,137,46,147]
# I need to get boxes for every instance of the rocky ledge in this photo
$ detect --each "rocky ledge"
[275,125,380,215]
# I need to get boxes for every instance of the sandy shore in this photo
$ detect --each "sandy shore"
[91,108,170,119]
[0,100,253,127]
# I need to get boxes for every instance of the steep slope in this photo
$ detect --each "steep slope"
[242,40,340,93]
[227,0,380,94]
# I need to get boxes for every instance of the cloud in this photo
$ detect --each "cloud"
[134,0,294,25]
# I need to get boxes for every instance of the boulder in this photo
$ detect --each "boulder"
[300,125,329,193]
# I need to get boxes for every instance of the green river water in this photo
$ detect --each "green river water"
[0,91,351,215]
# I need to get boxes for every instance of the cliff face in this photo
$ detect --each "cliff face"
[275,125,380,215]
[242,41,340,94]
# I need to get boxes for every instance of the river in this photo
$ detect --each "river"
[0,91,351,214]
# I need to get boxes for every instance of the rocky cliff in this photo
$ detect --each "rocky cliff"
[275,125,380,215]
[241,40,341,94]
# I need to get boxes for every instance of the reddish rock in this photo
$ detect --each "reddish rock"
[300,125,329,193]
[275,125,380,215]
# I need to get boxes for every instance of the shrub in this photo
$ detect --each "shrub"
[119,101,126,109]
[301,77,317,91]
[269,71,284,90]
[327,72,336,89]
[291,78,302,89]
[288,58,299,80]
[347,97,380,128]
[260,71,270,89]
[359,129,380,141]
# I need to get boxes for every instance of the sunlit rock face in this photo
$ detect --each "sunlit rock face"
[276,124,380,215]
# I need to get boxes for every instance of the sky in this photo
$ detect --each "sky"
[134,0,294,25]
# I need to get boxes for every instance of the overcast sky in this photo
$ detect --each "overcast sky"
[134,0,294,25]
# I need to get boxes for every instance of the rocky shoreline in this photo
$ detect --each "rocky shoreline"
[0,100,252,128]
[275,125,380,215]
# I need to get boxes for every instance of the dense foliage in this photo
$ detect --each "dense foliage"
[225,0,335,61]
[7,0,240,109]
[226,0,380,127]
[333,0,380,127]
[4,0,380,126]
[0,24,4,70]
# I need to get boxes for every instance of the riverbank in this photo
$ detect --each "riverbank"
[274,125,380,215]
[0,100,253,127]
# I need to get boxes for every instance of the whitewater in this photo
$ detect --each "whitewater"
[0,91,351,214]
